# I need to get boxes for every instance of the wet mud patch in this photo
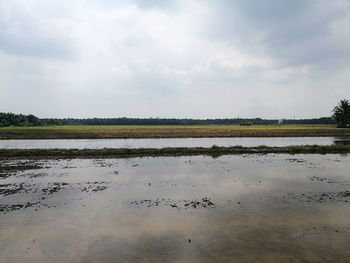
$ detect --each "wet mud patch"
[0,183,29,196]
[283,191,350,203]
[0,160,47,170]
[41,182,70,195]
[78,182,109,193]
[286,158,308,164]
[0,181,112,214]
[243,154,277,164]
[130,197,215,209]
[241,154,322,168]
[310,176,328,182]
[0,182,72,197]
[285,158,321,168]
[25,172,49,178]
[0,202,40,213]
[92,159,118,167]
[0,159,49,179]
[310,175,350,186]
[241,155,329,169]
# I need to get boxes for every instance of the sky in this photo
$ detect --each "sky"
[0,0,349,119]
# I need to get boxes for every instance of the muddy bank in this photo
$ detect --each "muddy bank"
[1,144,350,158]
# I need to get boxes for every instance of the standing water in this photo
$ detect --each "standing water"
[0,136,349,149]
[1,154,350,262]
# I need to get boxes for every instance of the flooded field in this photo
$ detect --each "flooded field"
[1,136,350,149]
[1,154,350,262]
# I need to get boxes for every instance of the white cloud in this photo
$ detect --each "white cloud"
[208,46,273,71]
[0,0,350,118]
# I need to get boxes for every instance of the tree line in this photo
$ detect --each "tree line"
[0,112,336,127]
[0,112,41,127]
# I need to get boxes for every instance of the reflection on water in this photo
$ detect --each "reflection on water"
[1,154,350,262]
[1,136,350,149]
[334,137,350,146]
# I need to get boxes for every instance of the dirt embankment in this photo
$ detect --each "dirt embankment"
[1,145,350,159]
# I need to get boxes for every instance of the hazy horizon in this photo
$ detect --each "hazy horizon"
[1,0,349,119]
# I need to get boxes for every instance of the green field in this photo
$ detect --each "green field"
[0,124,349,139]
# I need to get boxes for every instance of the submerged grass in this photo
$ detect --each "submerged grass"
[1,145,350,159]
[1,125,349,139]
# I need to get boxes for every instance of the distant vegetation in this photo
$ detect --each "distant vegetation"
[0,113,41,127]
[332,99,350,128]
[0,112,336,127]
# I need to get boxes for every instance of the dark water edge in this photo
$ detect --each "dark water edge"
[1,154,350,262]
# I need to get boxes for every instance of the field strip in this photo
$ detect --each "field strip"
[1,145,350,158]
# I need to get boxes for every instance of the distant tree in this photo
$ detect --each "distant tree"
[0,112,42,127]
[332,99,350,128]
[27,114,41,126]
[0,112,338,127]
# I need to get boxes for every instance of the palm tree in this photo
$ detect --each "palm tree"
[332,99,350,128]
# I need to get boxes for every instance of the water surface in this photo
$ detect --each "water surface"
[1,136,350,149]
[1,154,350,262]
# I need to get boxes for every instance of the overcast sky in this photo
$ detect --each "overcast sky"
[0,0,349,118]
